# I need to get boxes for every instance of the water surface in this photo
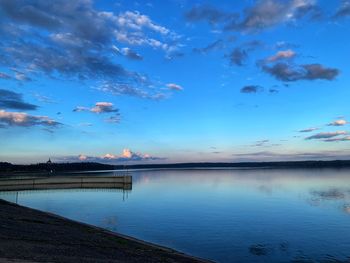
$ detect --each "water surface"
[1,168,350,263]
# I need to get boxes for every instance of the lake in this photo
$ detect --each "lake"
[1,168,350,263]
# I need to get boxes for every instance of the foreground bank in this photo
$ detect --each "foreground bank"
[0,199,212,263]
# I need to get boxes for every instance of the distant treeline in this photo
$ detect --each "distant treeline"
[0,162,114,174]
[2,160,350,174]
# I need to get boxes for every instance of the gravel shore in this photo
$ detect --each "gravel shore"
[0,199,213,263]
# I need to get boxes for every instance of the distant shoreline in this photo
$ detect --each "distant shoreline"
[2,160,350,175]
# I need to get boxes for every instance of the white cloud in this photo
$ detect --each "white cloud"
[78,154,87,161]
[120,47,143,60]
[91,102,117,113]
[166,83,183,91]
[328,119,347,126]
[231,0,320,32]
[299,127,319,132]
[97,82,167,100]
[267,49,296,62]
[0,110,60,127]
[0,72,11,79]
[324,136,350,142]
[114,11,169,35]
[231,149,350,162]
[75,148,164,163]
[305,131,347,140]
[0,1,181,97]
[121,149,133,158]
[112,11,177,51]
[104,115,121,124]
[74,102,119,114]
[14,71,31,81]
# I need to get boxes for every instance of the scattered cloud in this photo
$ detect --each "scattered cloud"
[258,45,339,83]
[97,82,167,100]
[274,41,299,49]
[333,0,350,19]
[251,140,269,147]
[227,40,263,67]
[78,122,93,127]
[266,49,296,62]
[185,5,237,25]
[91,102,119,113]
[299,127,319,133]
[74,102,120,124]
[305,131,347,140]
[0,89,38,110]
[225,0,322,32]
[14,71,31,82]
[113,46,143,60]
[186,0,322,32]
[327,119,347,126]
[301,64,340,80]
[229,48,247,66]
[324,136,350,142]
[232,150,350,161]
[42,128,55,134]
[250,139,281,147]
[62,149,165,163]
[115,11,170,35]
[166,83,183,91]
[0,0,179,97]
[193,39,225,54]
[0,109,60,128]
[114,11,176,51]
[104,115,121,124]
[262,63,339,82]
[78,154,88,161]
[32,93,57,104]
[74,102,119,114]
[73,106,89,112]
[105,148,164,161]
[241,85,263,93]
[165,51,185,60]
[0,72,12,79]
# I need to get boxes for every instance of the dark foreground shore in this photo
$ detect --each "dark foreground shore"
[0,199,212,263]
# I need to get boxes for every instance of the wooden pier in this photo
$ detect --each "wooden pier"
[0,176,132,191]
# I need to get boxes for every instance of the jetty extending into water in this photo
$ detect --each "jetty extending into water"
[0,175,132,191]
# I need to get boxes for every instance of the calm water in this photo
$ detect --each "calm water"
[1,168,350,263]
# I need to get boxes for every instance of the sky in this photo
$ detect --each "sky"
[0,0,350,164]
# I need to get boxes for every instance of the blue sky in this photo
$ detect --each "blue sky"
[1,0,350,164]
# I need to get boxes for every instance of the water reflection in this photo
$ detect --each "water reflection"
[310,189,348,200]
[249,244,274,256]
[1,168,350,263]
[307,187,350,216]
[0,188,131,205]
[343,204,350,214]
[103,215,119,231]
